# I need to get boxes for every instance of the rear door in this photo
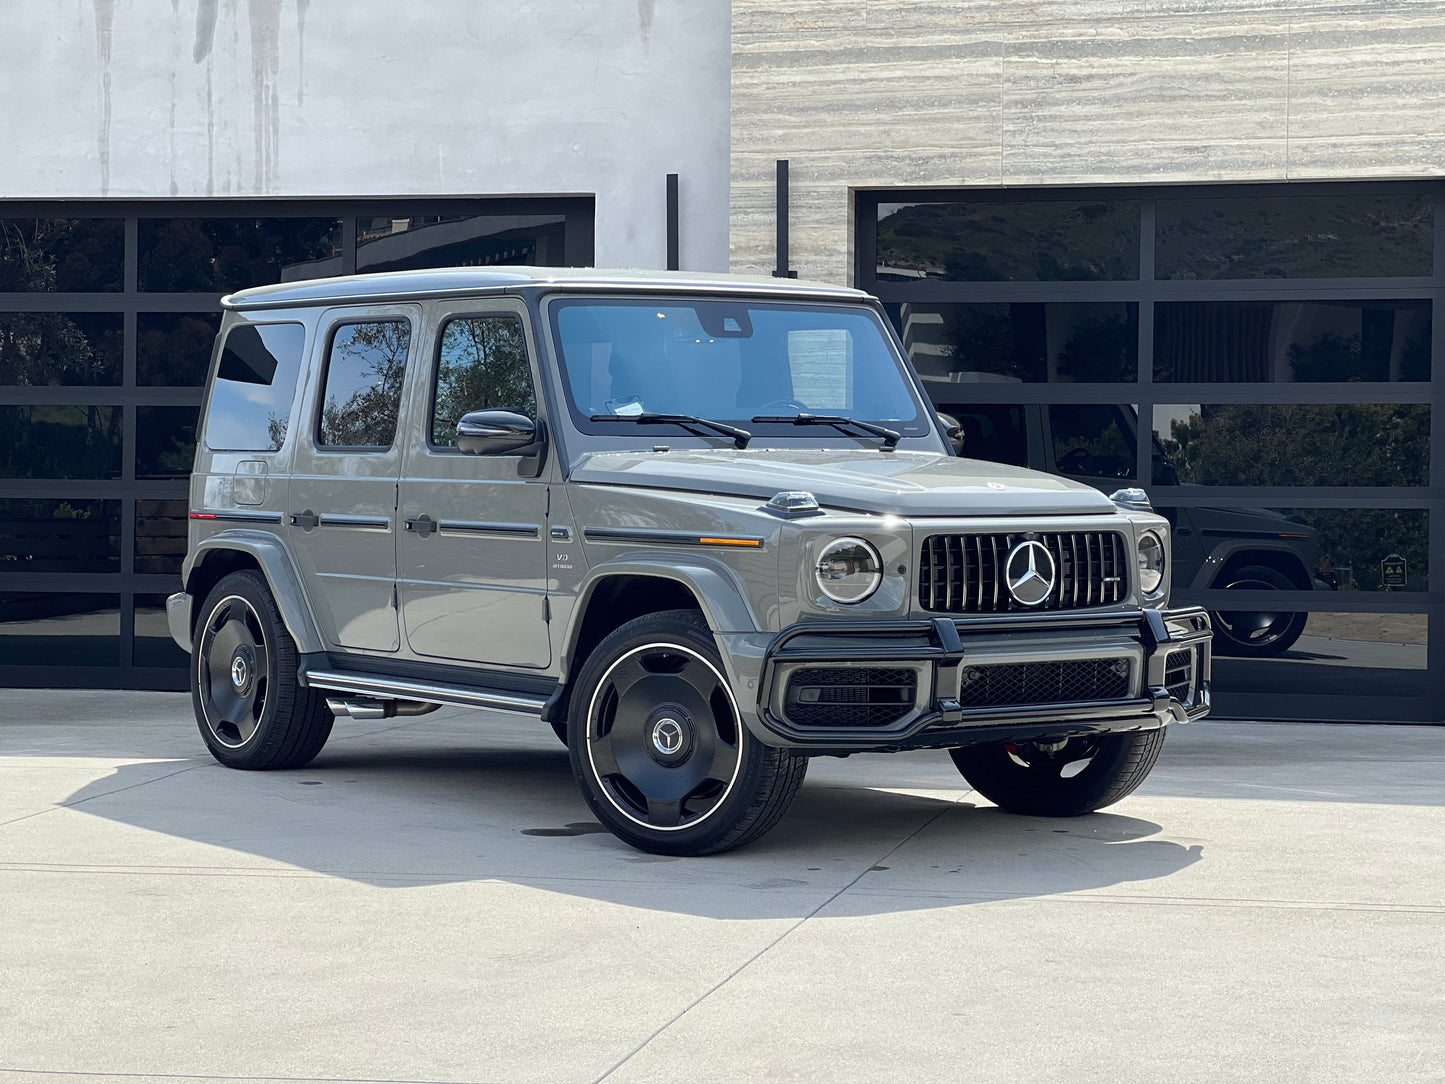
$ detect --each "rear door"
[396,301,551,668]
[286,306,419,653]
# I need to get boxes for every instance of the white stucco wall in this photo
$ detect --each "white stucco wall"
[1,0,732,271]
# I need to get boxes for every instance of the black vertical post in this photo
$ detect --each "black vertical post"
[774,159,796,278]
[665,173,679,271]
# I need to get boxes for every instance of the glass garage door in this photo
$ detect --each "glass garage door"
[858,182,1439,723]
[0,198,593,690]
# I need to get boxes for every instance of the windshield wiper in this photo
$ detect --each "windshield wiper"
[751,413,901,450]
[590,413,752,449]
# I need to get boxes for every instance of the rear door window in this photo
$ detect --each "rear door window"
[316,320,412,448]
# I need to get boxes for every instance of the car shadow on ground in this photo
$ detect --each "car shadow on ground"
[46,728,1205,919]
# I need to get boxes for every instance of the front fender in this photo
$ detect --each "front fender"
[184,530,324,654]
[560,552,762,680]
[1192,538,1314,590]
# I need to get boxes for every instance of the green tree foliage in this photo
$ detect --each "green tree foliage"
[320,322,411,447]
[432,317,535,444]
[1161,404,1429,588]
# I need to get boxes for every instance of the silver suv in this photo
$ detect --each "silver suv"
[167,268,1212,855]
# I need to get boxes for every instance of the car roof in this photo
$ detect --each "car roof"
[221,266,870,311]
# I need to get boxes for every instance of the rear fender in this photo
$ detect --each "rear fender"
[184,530,324,654]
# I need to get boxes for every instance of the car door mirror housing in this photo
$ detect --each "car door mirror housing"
[456,409,548,477]
[456,410,537,455]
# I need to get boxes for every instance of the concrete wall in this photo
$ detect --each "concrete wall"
[732,0,1445,284]
[0,0,732,271]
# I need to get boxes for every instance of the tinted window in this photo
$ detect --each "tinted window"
[134,594,189,668]
[431,315,535,447]
[1156,194,1432,280]
[318,320,411,448]
[205,322,306,452]
[875,200,1140,282]
[136,406,200,479]
[0,218,124,291]
[0,405,123,478]
[935,404,1029,466]
[138,217,343,292]
[1050,404,1138,481]
[138,313,223,386]
[135,499,188,576]
[0,499,121,572]
[0,312,123,386]
[889,302,1138,383]
[358,214,568,273]
[0,593,120,667]
[1155,300,1430,382]
[1153,404,1429,487]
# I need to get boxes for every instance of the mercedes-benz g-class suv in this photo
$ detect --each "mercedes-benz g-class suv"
[167,268,1211,855]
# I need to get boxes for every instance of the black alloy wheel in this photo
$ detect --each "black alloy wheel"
[191,570,334,770]
[949,728,1167,817]
[567,610,807,855]
[197,594,270,749]
[1211,564,1308,658]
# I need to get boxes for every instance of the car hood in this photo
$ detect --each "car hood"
[570,448,1118,517]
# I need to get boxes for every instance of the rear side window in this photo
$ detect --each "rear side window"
[431,314,536,447]
[317,319,411,448]
[204,322,306,452]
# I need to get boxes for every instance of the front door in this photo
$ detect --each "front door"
[286,306,419,652]
[397,303,551,668]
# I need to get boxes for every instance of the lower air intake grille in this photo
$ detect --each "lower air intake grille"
[957,658,1133,709]
[1164,648,1195,705]
[783,667,918,728]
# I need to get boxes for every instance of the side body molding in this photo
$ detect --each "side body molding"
[183,529,326,655]
[559,554,762,683]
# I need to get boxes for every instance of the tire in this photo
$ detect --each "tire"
[566,609,807,856]
[949,728,1167,817]
[1210,564,1307,658]
[190,570,335,770]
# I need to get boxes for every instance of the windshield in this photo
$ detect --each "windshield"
[548,298,933,440]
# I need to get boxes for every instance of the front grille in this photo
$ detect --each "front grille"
[957,658,1133,708]
[783,666,918,728]
[918,531,1129,613]
[1165,647,1195,705]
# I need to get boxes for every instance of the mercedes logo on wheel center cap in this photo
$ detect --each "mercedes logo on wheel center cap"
[1004,540,1056,606]
[230,655,250,688]
[652,717,685,756]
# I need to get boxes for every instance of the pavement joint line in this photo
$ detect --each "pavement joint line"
[0,714,434,832]
[0,863,1441,916]
[0,761,215,831]
[0,1069,494,1083]
[588,796,964,1084]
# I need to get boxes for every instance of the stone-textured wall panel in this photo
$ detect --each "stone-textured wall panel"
[1288,15,1445,176]
[733,0,1445,284]
[734,28,1006,280]
[1001,18,1290,184]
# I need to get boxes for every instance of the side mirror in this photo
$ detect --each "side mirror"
[936,411,964,454]
[456,409,548,477]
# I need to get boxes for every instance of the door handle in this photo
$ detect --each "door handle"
[289,511,319,528]
[404,514,437,538]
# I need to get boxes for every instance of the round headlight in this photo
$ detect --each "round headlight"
[1138,530,1166,596]
[815,537,883,604]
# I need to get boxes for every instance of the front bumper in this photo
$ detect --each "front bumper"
[748,607,1212,754]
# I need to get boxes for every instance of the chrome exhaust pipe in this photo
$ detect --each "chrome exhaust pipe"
[325,697,440,720]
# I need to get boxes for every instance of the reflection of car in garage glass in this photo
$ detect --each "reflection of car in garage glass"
[934,402,1327,657]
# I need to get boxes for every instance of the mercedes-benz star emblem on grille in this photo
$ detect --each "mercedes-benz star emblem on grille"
[1004,540,1056,606]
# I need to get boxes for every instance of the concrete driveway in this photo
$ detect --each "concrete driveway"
[1,691,1441,1084]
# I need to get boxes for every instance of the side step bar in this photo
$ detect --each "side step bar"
[302,669,550,716]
